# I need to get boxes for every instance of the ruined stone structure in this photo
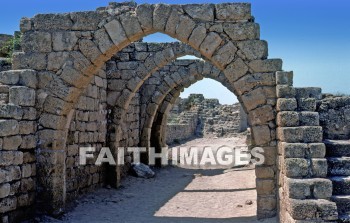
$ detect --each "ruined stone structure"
[166,94,248,143]
[0,2,350,222]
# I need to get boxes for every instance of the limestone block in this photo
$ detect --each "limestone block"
[299,112,319,126]
[302,126,323,143]
[153,4,172,31]
[298,98,316,111]
[21,178,35,192]
[277,127,303,143]
[52,31,78,51]
[308,143,326,158]
[251,125,271,145]
[234,73,275,95]
[249,59,283,73]
[224,58,248,83]
[276,71,293,86]
[94,28,114,55]
[78,39,102,63]
[183,4,214,21]
[211,41,237,67]
[257,196,276,211]
[0,120,19,137]
[33,13,73,30]
[0,70,19,85]
[295,87,322,100]
[9,86,35,107]
[18,70,37,89]
[285,178,311,199]
[20,135,36,149]
[256,179,275,195]
[255,166,275,179]
[3,136,22,150]
[165,8,182,35]
[223,23,259,41]
[249,105,274,126]
[279,143,306,158]
[277,111,299,127]
[104,19,129,48]
[199,32,222,58]
[276,85,296,98]
[136,4,154,32]
[215,3,251,21]
[284,158,308,177]
[0,105,23,120]
[12,52,47,70]
[19,121,35,135]
[175,15,196,42]
[237,40,268,60]
[71,11,103,31]
[0,197,17,213]
[241,87,266,111]
[120,14,144,41]
[0,183,10,199]
[0,151,23,166]
[22,31,52,53]
[276,98,297,111]
[311,158,327,177]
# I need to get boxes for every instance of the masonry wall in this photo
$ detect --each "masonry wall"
[65,68,108,202]
[317,96,350,140]
[166,115,198,144]
[0,70,37,222]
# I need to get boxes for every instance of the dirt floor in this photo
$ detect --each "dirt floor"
[40,137,277,223]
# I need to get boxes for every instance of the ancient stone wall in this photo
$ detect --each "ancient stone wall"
[65,69,108,202]
[317,95,350,140]
[165,94,248,144]
[1,2,347,222]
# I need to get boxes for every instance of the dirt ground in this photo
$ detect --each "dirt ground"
[40,137,277,223]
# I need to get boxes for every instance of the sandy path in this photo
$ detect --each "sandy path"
[41,138,277,223]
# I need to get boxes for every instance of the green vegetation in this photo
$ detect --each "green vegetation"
[1,34,22,62]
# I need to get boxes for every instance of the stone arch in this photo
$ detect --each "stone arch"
[15,2,283,218]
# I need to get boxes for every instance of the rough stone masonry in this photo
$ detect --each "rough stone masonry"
[0,2,350,223]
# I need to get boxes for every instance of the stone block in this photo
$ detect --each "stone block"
[287,199,317,220]
[295,87,322,100]
[136,4,154,32]
[0,120,19,137]
[223,23,259,41]
[33,13,73,30]
[276,85,296,98]
[302,126,323,143]
[0,151,23,166]
[284,158,308,177]
[9,86,36,106]
[12,52,47,70]
[224,58,249,83]
[276,71,293,86]
[0,105,23,120]
[276,98,297,111]
[308,143,326,158]
[52,31,78,51]
[256,179,275,195]
[255,166,275,179]
[0,70,19,85]
[251,125,271,145]
[215,3,251,21]
[0,183,10,199]
[22,31,52,53]
[199,32,222,58]
[299,112,319,126]
[311,158,327,177]
[237,40,268,60]
[249,59,282,73]
[279,142,306,158]
[2,136,22,150]
[249,105,274,126]
[183,4,214,21]
[277,127,303,143]
[277,111,299,127]
[0,197,17,213]
[298,98,316,111]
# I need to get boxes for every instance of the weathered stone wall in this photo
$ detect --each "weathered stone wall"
[165,94,248,144]
[0,70,37,222]
[276,73,338,222]
[65,68,108,202]
[1,2,345,222]
[317,95,350,140]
